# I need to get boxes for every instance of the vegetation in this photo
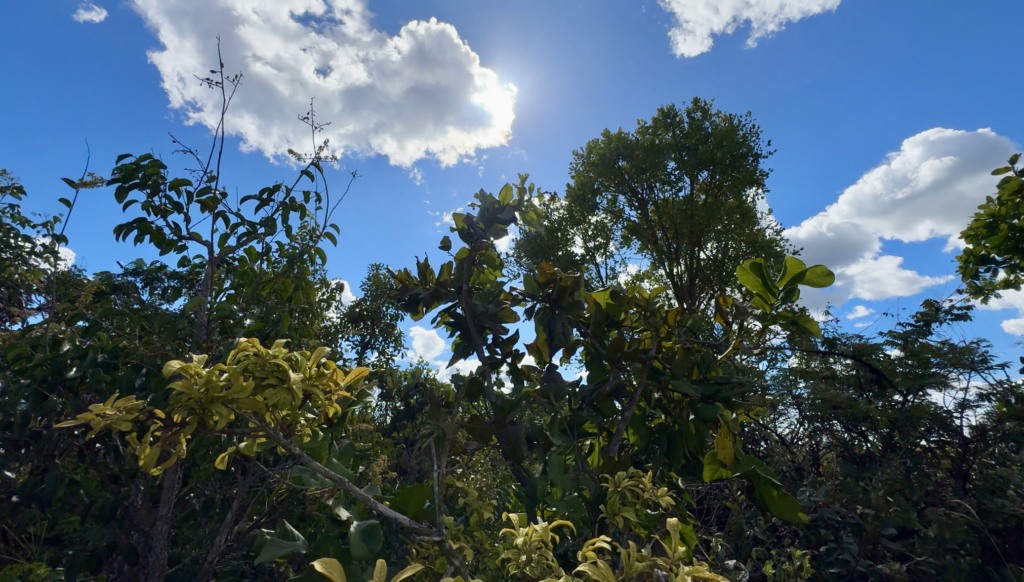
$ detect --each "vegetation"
[1,76,1022,581]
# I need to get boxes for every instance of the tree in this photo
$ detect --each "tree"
[0,169,68,329]
[516,98,790,316]
[740,298,1024,579]
[391,178,834,578]
[0,54,362,579]
[958,152,1024,302]
[334,263,405,367]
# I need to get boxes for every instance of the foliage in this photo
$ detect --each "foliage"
[4,88,1023,582]
[739,298,1024,580]
[334,263,406,367]
[959,152,1024,301]
[391,175,835,578]
[54,338,370,475]
[0,56,374,579]
[0,169,66,329]
[515,98,790,316]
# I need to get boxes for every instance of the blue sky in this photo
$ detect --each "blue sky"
[3,1,1023,369]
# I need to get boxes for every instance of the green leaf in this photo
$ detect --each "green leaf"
[799,265,835,288]
[777,256,807,288]
[311,558,346,582]
[348,520,384,560]
[168,177,193,191]
[439,235,452,252]
[390,483,433,521]
[254,520,308,564]
[715,426,735,467]
[1010,152,1021,166]
[702,451,733,483]
[751,479,809,524]
[736,259,775,303]
[793,313,823,337]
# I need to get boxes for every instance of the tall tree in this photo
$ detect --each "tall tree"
[334,263,405,367]
[518,98,790,316]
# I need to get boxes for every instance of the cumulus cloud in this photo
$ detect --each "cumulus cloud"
[406,325,482,381]
[33,238,76,270]
[657,0,840,57]
[57,246,76,269]
[337,278,356,306]
[130,0,516,166]
[73,2,108,23]
[437,358,481,383]
[1001,318,1024,336]
[408,325,446,363]
[786,128,1017,309]
[975,289,1024,336]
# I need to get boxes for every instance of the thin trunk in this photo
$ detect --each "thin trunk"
[146,461,182,582]
[198,470,255,579]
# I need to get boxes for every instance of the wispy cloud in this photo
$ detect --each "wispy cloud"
[73,2,108,24]
[657,0,840,57]
[845,305,874,320]
[130,0,516,167]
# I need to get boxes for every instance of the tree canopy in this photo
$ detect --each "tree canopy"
[515,98,790,317]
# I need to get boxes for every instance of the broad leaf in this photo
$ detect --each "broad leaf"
[348,520,384,560]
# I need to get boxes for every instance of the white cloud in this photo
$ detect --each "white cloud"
[73,2,108,23]
[841,256,952,301]
[494,224,519,254]
[437,358,480,383]
[431,207,463,230]
[976,289,1024,336]
[408,325,445,362]
[657,0,840,57]
[337,278,356,306]
[408,167,424,186]
[1000,318,1024,336]
[845,305,874,320]
[130,0,516,166]
[786,128,1017,309]
[406,325,483,381]
[34,238,76,270]
[977,288,1024,314]
[58,246,76,269]
[616,263,641,286]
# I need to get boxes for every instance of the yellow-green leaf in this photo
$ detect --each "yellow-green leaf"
[214,447,236,470]
[372,559,387,582]
[344,367,370,386]
[715,426,735,467]
[53,418,88,428]
[309,346,331,367]
[390,563,426,582]
[573,561,616,582]
[311,557,346,582]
